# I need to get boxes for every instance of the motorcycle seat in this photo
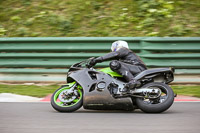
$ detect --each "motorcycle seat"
[135,68,173,80]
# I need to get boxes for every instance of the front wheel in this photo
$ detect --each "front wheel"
[136,82,174,113]
[51,83,83,112]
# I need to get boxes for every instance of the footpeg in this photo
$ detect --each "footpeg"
[108,82,119,95]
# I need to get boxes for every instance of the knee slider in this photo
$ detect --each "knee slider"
[110,60,121,70]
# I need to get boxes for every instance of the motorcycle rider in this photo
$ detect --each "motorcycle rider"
[89,40,147,89]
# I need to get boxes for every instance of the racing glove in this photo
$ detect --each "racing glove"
[89,58,97,67]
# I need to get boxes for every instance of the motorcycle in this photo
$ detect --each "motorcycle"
[51,58,175,113]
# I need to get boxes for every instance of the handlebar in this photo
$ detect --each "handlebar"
[72,57,95,68]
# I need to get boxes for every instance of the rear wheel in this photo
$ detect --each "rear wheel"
[136,82,174,113]
[51,84,83,112]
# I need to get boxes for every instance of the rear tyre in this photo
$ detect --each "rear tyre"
[51,85,83,112]
[136,82,174,113]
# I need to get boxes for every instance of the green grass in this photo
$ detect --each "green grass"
[0,84,59,98]
[0,84,199,98]
[0,0,200,37]
[172,85,200,98]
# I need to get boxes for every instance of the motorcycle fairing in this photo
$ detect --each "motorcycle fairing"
[98,67,123,77]
[67,68,134,111]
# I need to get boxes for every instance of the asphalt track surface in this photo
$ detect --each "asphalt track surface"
[0,102,200,133]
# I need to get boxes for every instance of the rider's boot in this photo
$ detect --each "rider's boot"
[125,79,141,89]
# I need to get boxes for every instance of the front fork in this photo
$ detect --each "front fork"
[65,83,77,94]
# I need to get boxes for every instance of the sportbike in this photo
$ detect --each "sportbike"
[51,58,175,113]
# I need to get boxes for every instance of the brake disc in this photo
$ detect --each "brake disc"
[58,90,77,103]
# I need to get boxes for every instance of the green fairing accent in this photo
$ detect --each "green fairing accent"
[53,82,82,107]
[98,67,123,77]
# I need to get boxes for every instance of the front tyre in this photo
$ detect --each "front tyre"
[51,84,83,112]
[136,82,174,113]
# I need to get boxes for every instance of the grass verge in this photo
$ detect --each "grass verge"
[0,84,60,98]
[172,85,200,98]
[0,84,200,98]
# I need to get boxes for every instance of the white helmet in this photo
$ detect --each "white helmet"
[111,40,129,52]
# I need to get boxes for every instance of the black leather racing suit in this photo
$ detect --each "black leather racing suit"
[94,47,147,82]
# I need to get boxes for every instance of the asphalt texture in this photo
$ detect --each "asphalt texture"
[0,102,200,133]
